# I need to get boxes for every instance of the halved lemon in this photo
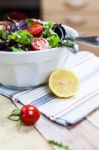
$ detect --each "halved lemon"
[49,68,80,98]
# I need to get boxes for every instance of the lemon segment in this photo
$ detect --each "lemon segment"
[49,68,80,98]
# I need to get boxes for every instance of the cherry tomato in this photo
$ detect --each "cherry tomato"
[28,23,43,37]
[21,105,40,125]
[31,38,49,50]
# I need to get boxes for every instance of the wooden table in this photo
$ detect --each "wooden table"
[0,95,99,150]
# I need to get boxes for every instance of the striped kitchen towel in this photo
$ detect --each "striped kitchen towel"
[0,51,99,126]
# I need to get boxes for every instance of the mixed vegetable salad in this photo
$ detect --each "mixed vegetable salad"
[0,18,74,52]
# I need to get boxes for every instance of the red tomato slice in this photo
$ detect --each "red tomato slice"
[31,38,49,50]
[21,105,40,126]
[28,23,43,37]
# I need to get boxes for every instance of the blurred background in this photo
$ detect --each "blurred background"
[0,0,99,55]
[41,0,99,56]
[0,0,41,19]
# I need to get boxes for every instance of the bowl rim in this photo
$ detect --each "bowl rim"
[0,47,68,55]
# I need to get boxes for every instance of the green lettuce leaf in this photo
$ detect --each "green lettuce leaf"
[8,30,33,45]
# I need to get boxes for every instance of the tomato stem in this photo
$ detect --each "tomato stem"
[8,108,21,121]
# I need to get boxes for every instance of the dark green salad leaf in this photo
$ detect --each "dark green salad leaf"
[42,22,60,47]
[47,34,60,48]
[11,46,24,52]
[26,19,34,27]
[42,22,54,38]
[49,140,71,150]
[8,30,33,45]
[43,22,54,30]
[0,30,8,40]
[61,39,74,47]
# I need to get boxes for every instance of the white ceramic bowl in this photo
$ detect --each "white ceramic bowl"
[0,26,78,87]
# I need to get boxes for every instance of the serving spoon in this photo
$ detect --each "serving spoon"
[67,36,99,53]
[69,36,99,46]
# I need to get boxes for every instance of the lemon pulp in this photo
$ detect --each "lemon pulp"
[49,68,80,98]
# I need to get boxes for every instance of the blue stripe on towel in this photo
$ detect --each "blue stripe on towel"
[31,93,56,107]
